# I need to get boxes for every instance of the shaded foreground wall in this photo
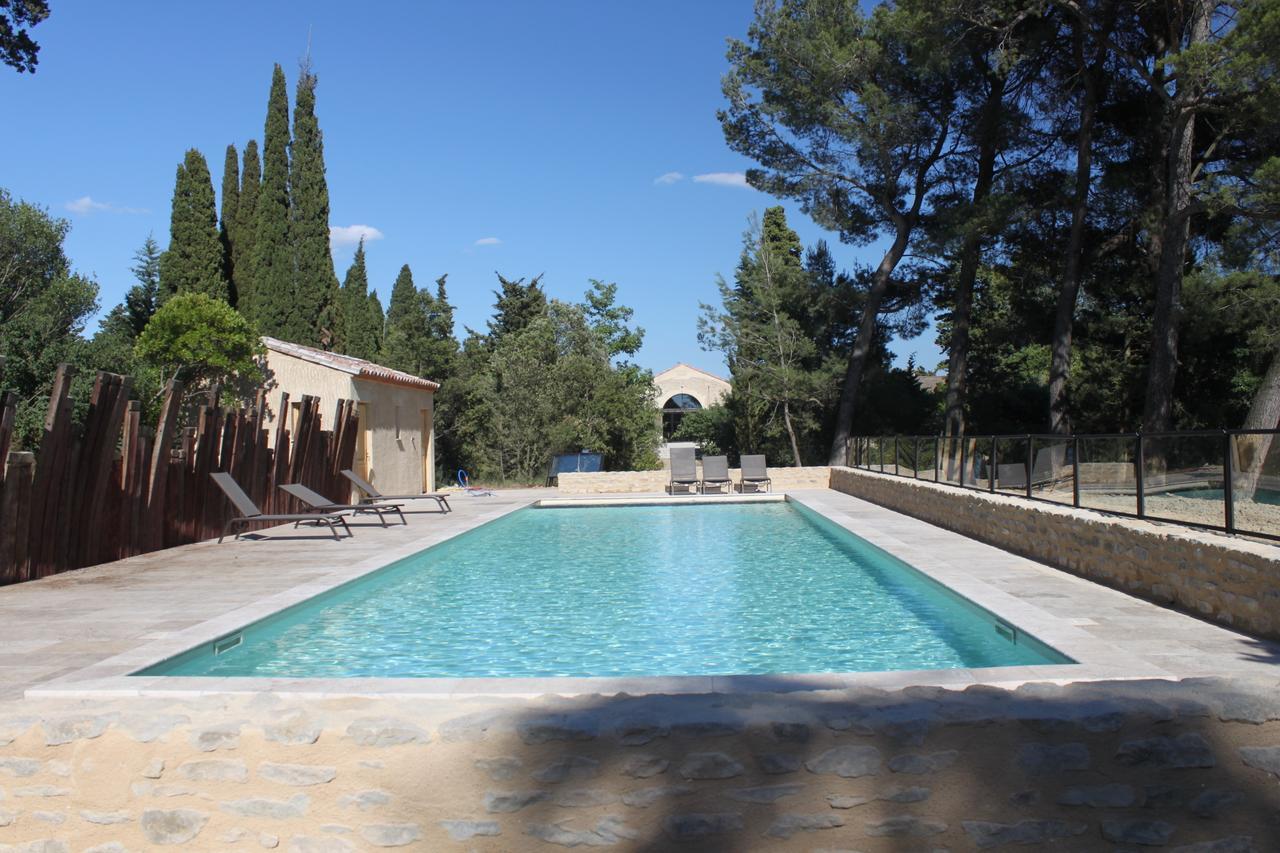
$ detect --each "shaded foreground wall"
[831,466,1280,641]
[1,678,1279,849]
[559,465,831,494]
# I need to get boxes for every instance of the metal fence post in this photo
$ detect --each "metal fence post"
[893,435,899,477]
[1072,435,1081,508]
[1025,434,1033,500]
[989,436,997,492]
[913,436,920,479]
[935,435,940,482]
[879,436,885,473]
[1224,430,1235,534]
[959,435,967,488]
[1135,432,1145,518]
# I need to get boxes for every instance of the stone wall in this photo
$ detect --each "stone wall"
[830,466,1280,641]
[559,466,831,495]
[1,677,1279,850]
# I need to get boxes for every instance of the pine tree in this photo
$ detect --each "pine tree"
[380,264,426,373]
[219,143,240,306]
[339,239,379,359]
[234,139,261,316]
[487,273,547,342]
[159,148,229,302]
[250,64,293,337]
[287,60,340,348]
[125,235,163,335]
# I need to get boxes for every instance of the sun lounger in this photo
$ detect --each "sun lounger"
[739,454,772,493]
[341,469,452,512]
[211,472,351,543]
[700,455,733,494]
[668,447,699,494]
[279,483,406,527]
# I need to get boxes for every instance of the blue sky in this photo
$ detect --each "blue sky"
[0,1,943,376]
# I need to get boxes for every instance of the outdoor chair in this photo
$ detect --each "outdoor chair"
[279,483,407,527]
[668,447,700,494]
[210,472,351,543]
[341,469,452,512]
[700,455,733,494]
[739,454,772,493]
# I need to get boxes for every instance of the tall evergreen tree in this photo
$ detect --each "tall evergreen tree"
[487,273,548,342]
[366,289,385,357]
[219,143,240,306]
[287,61,341,348]
[380,264,426,373]
[234,139,261,316]
[159,148,229,302]
[125,235,163,335]
[249,64,293,337]
[339,239,379,359]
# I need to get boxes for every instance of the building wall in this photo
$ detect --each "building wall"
[830,466,1280,641]
[653,365,730,410]
[262,351,435,498]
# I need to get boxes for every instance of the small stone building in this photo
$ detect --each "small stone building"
[261,337,440,496]
[653,363,731,440]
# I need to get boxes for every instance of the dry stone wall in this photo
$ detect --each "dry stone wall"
[558,465,831,495]
[1,678,1279,850]
[830,466,1280,641]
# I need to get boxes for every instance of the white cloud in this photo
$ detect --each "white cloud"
[330,224,384,246]
[653,171,684,185]
[473,236,501,246]
[65,196,147,215]
[693,172,751,189]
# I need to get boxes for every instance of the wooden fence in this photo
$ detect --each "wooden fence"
[0,366,359,586]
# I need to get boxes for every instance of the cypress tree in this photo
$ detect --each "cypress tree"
[288,61,341,348]
[339,239,379,359]
[250,64,293,338]
[380,264,425,373]
[234,140,261,317]
[219,143,240,306]
[487,273,547,342]
[159,148,229,302]
[367,290,385,358]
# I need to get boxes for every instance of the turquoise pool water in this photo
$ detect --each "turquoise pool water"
[140,502,1069,678]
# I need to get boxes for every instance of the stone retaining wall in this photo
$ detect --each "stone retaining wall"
[1,678,1279,850]
[830,466,1280,641]
[558,465,831,495]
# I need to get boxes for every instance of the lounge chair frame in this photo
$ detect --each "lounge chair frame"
[279,483,407,527]
[699,455,733,495]
[341,469,452,513]
[211,472,351,543]
[668,447,700,495]
[739,454,772,493]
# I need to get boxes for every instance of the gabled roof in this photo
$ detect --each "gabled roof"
[654,362,730,385]
[262,337,440,391]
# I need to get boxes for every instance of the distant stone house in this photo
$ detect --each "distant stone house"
[260,337,440,496]
[653,363,731,440]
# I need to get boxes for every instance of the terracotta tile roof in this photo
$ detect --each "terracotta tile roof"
[262,337,440,391]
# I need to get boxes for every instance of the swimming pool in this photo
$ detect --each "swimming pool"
[138,501,1069,678]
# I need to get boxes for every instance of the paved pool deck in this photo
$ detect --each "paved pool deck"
[1,487,1277,703]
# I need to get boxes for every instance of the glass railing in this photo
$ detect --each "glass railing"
[846,429,1280,542]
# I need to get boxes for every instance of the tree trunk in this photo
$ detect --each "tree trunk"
[1237,351,1280,499]
[1048,22,1102,435]
[1142,0,1211,434]
[827,225,912,464]
[943,74,1006,438]
[782,400,803,467]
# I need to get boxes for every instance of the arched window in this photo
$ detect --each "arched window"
[661,394,703,439]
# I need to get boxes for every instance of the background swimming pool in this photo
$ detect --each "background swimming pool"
[143,502,1067,678]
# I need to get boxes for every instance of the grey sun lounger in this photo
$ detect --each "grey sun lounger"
[668,447,700,494]
[279,483,407,527]
[700,455,733,494]
[211,472,351,543]
[739,454,772,493]
[341,469,451,513]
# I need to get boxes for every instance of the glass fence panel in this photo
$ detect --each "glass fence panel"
[1142,434,1226,529]
[917,437,939,481]
[993,436,1031,496]
[1029,437,1074,506]
[1077,436,1138,515]
[968,437,993,488]
[1231,433,1280,538]
[938,437,964,486]
[894,437,921,478]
